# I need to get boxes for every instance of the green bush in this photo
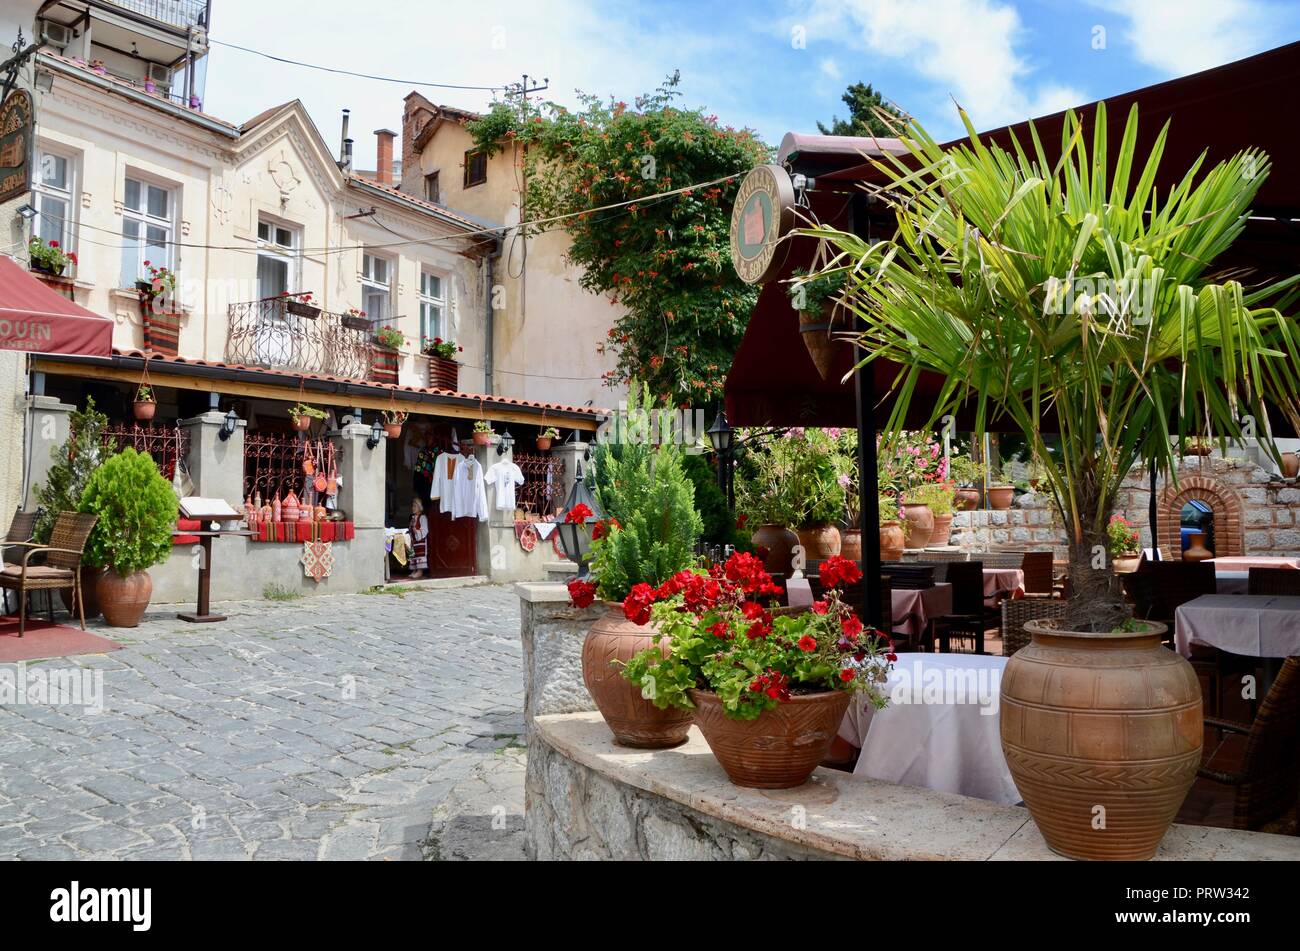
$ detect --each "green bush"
[78,448,178,576]
[681,453,749,551]
[32,397,115,543]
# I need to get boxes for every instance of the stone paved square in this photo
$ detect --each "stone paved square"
[0,583,526,861]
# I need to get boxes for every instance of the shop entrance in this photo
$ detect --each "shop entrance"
[387,418,477,578]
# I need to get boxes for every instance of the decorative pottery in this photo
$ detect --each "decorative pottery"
[751,523,798,576]
[1001,618,1201,861]
[1281,451,1300,479]
[472,431,493,447]
[900,503,934,549]
[133,400,156,422]
[796,523,841,561]
[1111,553,1141,574]
[383,423,403,439]
[1182,531,1213,562]
[839,528,863,563]
[582,604,693,748]
[689,688,850,789]
[879,521,905,561]
[535,437,552,451]
[929,511,954,546]
[96,570,154,628]
[59,566,106,620]
[291,414,312,432]
[987,485,1015,510]
[955,487,980,511]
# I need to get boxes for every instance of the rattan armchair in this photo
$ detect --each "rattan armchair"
[1248,567,1300,596]
[1197,657,1300,833]
[0,512,98,637]
[1,509,38,616]
[1020,550,1056,598]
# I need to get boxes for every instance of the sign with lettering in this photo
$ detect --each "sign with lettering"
[729,164,795,285]
[0,89,33,204]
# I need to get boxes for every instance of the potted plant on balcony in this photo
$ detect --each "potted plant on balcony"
[536,426,559,451]
[133,384,156,422]
[79,448,178,628]
[27,237,75,277]
[342,307,370,332]
[282,291,320,319]
[949,454,985,510]
[819,103,1300,859]
[571,417,704,748]
[372,326,404,385]
[904,481,957,546]
[137,262,182,355]
[1107,514,1141,573]
[471,419,494,446]
[288,402,326,432]
[621,553,894,788]
[382,408,408,439]
[422,337,463,390]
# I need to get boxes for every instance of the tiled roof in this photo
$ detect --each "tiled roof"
[112,348,610,418]
[345,175,502,233]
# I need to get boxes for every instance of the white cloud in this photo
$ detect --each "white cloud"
[1089,0,1279,75]
[819,57,842,80]
[790,0,1089,132]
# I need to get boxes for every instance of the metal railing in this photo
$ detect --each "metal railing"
[243,433,336,507]
[102,0,210,30]
[226,298,376,382]
[514,453,566,516]
[103,422,190,482]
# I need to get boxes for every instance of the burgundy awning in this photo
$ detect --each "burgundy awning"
[0,256,113,357]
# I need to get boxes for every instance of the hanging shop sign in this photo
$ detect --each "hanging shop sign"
[729,164,795,285]
[0,88,33,204]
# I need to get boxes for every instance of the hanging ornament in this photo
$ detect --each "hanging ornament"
[301,539,335,582]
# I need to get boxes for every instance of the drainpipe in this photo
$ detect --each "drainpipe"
[484,238,501,394]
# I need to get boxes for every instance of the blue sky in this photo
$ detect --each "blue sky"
[205,0,1300,169]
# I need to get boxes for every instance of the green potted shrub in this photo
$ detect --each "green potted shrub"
[1107,514,1141,574]
[878,493,906,560]
[735,437,802,576]
[948,454,985,510]
[288,402,326,432]
[78,448,178,627]
[904,481,958,546]
[621,553,894,788]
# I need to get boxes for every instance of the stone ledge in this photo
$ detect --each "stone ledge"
[515,581,574,603]
[531,712,1300,861]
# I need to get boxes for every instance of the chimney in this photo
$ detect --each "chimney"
[374,128,397,186]
[339,109,351,170]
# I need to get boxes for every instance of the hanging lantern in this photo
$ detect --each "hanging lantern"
[556,459,603,578]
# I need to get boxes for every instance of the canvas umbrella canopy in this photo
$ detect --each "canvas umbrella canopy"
[0,256,113,357]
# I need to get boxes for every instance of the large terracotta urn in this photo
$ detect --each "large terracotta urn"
[955,487,980,511]
[1182,531,1213,562]
[900,503,934,549]
[60,566,107,620]
[796,523,841,561]
[582,604,693,748]
[1282,451,1300,479]
[1000,619,1202,860]
[751,523,798,576]
[987,485,1015,510]
[839,528,862,563]
[96,570,153,628]
[689,688,850,789]
[929,512,954,546]
[879,522,905,561]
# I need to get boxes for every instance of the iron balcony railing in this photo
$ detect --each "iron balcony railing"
[226,298,376,382]
[101,0,211,31]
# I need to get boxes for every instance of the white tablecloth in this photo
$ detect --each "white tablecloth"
[838,653,1019,804]
[1174,594,1300,658]
[1208,556,1300,571]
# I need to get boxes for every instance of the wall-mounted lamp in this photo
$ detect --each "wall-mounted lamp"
[497,428,514,456]
[15,204,37,221]
[366,419,383,450]
[218,408,238,441]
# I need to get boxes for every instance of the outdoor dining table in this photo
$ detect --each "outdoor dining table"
[1174,594,1300,659]
[838,653,1020,804]
[786,578,952,640]
[1207,556,1300,571]
[983,568,1024,602]
[1215,570,1250,595]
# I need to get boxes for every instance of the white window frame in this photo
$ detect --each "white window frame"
[256,216,301,299]
[120,172,178,288]
[33,145,77,255]
[360,251,393,325]
[418,268,448,345]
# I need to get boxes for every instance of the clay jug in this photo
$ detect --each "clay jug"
[900,503,934,549]
[796,523,842,561]
[879,521,905,561]
[751,524,798,577]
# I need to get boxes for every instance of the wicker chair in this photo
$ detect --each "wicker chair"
[0,512,98,637]
[1020,550,1056,598]
[1001,597,1069,656]
[1248,567,1300,597]
[1,509,38,616]
[982,551,1028,569]
[1197,657,1300,832]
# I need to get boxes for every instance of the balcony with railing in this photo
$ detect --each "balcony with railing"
[101,0,211,31]
[226,297,377,383]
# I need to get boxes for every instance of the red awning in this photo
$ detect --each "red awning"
[0,256,113,357]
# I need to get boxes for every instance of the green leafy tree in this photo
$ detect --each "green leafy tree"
[32,397,115,543]
[817,82,906,138]
[467,74,770,406]
[681,453,750,552]
[78,448,178,575]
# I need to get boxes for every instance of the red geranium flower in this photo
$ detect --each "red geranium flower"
[590,517,621,540]
[797,634,817,652]
[566,578,596,609]
[841,614,864,638]
[623,583,657,625]
[820,554,863,590]
[48,240,58,248]
[811,600,829,615]
[840,668,855,683]
[564,502,594,524]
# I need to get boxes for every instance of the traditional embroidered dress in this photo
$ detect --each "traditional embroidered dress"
[409,511,429,571]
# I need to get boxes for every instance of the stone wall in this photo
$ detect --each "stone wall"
[516,582,601,738]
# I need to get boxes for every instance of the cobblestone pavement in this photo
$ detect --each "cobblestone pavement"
[0,583,527,861]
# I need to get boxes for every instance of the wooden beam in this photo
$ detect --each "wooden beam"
[31,359,602,431]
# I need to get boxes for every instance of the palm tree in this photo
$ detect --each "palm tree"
[809,103,1300,630]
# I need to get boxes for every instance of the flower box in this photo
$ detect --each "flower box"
[341,314,371,332]
[428,355,460,390]
[286,300,321,319]
[372,345,399,385]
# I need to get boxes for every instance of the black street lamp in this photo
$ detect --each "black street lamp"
[497,428,515,456]
[218,407,239,441]
[706,406,736,510]
[556,458,603,578]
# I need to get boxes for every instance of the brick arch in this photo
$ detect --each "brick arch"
[1158,475,1244,557]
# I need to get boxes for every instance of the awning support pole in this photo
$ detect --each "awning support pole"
[855,349,882,629]
[1149,458,1160,561]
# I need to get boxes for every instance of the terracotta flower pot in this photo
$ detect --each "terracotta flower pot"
[582,604,693,748]
[929,511,954,546]
[133,400,156,422]
[689,688,850,789]
[535,437,552,451]
[96,570,154,628]
[1281,451,1300,479]
[839,528,862,563]
[796,523,841,561]
[751,523,798,576]
[383,423,402,439]
[291,415,313,432]
[987,485,1015,510]
[955,487,980,511]
[472,431,493,447]
[879,521,905,561]
[900,503,934,549]
[1000,619,1201,861]
[1111,553,1141,574]
[1183,531,1213,562]
[59,565,107,620]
